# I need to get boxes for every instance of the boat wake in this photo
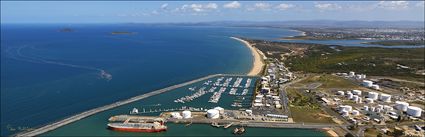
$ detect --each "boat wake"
[3,45,112,81]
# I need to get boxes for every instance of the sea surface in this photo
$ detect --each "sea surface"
[1,24,421,136]
[1,24,299,136]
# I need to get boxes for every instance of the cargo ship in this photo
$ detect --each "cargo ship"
[107,115,167,133]
[107,122,167,132]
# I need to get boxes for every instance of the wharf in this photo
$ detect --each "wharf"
[168,118,339,129]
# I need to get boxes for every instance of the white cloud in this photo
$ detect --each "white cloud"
[415,1,424,7]
[178,3,218,12]
[160,3,168,10]
[377,1,409,10]
[205,3,218,10]
[254,3,271,10]
[223,1,241,9]
[275,3,295,10]
[314,3,342,11]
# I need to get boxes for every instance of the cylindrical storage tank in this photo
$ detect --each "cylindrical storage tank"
[362,74,366,79]
[370,107,375,112]
[341,110,349,116]
[365,98,374,104]
[352,90,362,95]
[368,92,379,100]
[347,93,353,99]
[349,71,355,77]
[352,95,359,102]
[379,94,391,102]
[171,112,183,119]
[182,110,192,119]
[348,71,356,77]
[213,107,224,114]
[395,101,409,112]
[339,105,352,112]
[357,98,362,103]
[207,109,220,119]
[363,106,369,111]
[362,80,373,87]
[337,91,345,96]
[356,74,362,79]
[406,106,422,117]
[371,84,380,90]
[352,110,360,116]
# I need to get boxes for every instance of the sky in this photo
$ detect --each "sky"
[1,1,424,23]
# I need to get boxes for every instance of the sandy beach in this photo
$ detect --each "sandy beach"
[230,37,265,76]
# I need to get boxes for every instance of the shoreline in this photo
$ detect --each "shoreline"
[230,37,265,76]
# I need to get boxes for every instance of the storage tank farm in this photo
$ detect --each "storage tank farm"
[352,90,362,95]
[207,109,220,119]
[362,80,373,87]
[395,101,409,112]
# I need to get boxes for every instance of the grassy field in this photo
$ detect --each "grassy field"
[286,88,334,123]
[364,128,380,137]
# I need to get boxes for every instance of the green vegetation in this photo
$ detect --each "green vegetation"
[364,128,379,137]
[299,74,358,89]
[290,106,334,123]
[286,46,425,82]
[365,40,425,46]
[286,88,334,123]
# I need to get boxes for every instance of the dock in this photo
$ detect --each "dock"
[14,74,250,137]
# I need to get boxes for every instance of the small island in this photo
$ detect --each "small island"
[59,28,74,32]
[110,31,136,35]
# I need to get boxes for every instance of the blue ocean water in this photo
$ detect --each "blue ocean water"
[0,24,298,136]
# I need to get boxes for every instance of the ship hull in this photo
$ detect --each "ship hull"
[108,126,167,133]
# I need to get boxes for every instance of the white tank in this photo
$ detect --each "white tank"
[365,98,374,104]
[339,105,352,112]
[406,106,422,117]
[182,110,192,119]
[361,74,366,79]
[395,101,409,112]
[341,110,349,116]
[363,106,369,111]
[349,71,355,77]
[371,84,380,90]
[362,80,373,87]
[337,91,345,96]
[379,94,391,102]
[357,98,362,103]
[207,109,220,119]
[213,107,224,114]
[352,110,360,116]
[368,92,379,100]
[352,90,362,95]
[347,93,353,99]
[171,112,183,119]
[355,74,362,79]
[352,95,359,102]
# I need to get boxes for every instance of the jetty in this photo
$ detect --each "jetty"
[14,74,241,137]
